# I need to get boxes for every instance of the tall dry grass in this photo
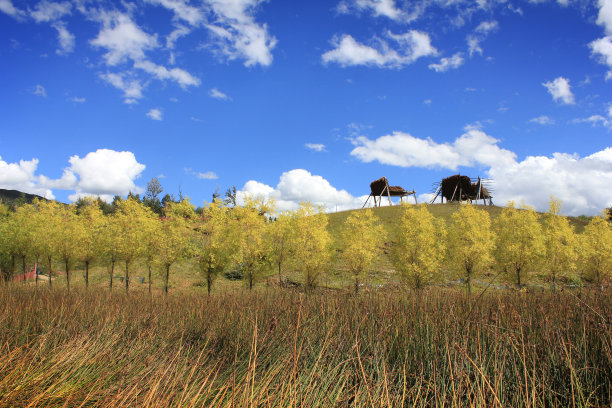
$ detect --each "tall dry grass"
[0,286,610,407]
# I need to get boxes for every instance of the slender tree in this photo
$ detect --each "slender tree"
[56,204,84,293]
[340,208,386,294]
[447,204,494,296]
[267,211,294,287]
[494,202,545,288]
[579,215,612,287]
[230,197,270,290]
[391,205,446,291]
[195,199,232,295]
[9,204,34,283]
[543,198,577,290]
[115,198,156,294]
[78,198,106,289]
[36,200,61,288]
[291,202,331,291]
[155,199,195,295]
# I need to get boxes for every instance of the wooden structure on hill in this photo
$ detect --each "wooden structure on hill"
[362,177,417,208]
[430,175,493,205]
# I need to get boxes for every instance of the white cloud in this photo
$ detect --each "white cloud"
[146,108,163,120]
[305,143,326,152]
[133,60,200,87]
[197,171,218,179]
[32,84,47,97]
[204,0,277,67]
[428,52,464,72]
[529,115,555,125]
[597,0,612,34]
[0,0,25,19]
[209,88,231,100]
[322,31,437,68]
[424,99,432,105]
[351,128,612,215]
[53,22,74,54]
[90,12,159,66]
[146,0,205,26]
[351,127,516,170]
[65,149,146,201]
[589,36,612,80]
[0,149,147,202]
[70,96,86,103]
[0,157,54,199]
[467,20,498,57]
[542,77,575,105]
[336,0,422,22]
[100,72,144,103]
[30,0,71,23]
[238,169,367,212]
[166,24,191,48]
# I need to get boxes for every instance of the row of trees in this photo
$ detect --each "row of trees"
[0,196,610,295]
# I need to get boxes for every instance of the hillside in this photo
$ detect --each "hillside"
[0,188,49,207]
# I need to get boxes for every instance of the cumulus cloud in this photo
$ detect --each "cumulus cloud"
[185,167,218,179]
[100,72,144,103]
[146,108,163,120]
[134,59,200,87]
[322,30,437,68]
[351,128,612,215]
[529,115,555,125]
[467,20,499,57]
[204,0,277,67]
[0,157,54,199]
[0,149,147,202]
[428,52,464,72]
[29,0,71,22]
[597,0,612,34]
[305,143,326,152]
[542,77,575,105]
[589,36,612,80]
[336,0,404,20]
[237,169,367,212]
[0,0,25,19]
[350,127,516,170]
[53,22,75,54]
[209,88,231,100]
[90,12,159,66]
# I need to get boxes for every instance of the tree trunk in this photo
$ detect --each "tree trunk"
[110,259,114,291]
[278,262,282,287]
[85,260,89,289]
[47,256,52,288]
[11,254,15,281]
[517,267,522,288]
[466,268,472,297]
[35,255,39,289]
[22,255,26,283]
[148,265,152,295]
[164,265,170,296]
[207,270,212,295]
[125,261,129,294]
[249,272,253,290]
[354,277,359,295]
[65,260,70,294]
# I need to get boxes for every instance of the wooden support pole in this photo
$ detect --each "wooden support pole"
[451,182,459,202]
[362,194,372,209]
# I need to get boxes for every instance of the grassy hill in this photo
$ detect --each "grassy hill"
[0,188,50,207]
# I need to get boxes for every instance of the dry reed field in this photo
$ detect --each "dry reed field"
[0,286,610,407]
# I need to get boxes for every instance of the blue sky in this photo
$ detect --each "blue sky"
[0,0,611,215]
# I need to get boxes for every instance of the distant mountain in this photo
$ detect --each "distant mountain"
[0,189,50,206]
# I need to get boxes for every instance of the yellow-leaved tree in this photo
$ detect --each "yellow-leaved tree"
[447,204,494,295]
[78,198,106,289]
[8,203,34,283]
[230,196,271,290]
[115,197,157,294]
[579,215,612,286]
[101,210,122,291]
[291,202,331,291]
[391,205,446,291]
[339,208,386,294]
[36,200,61,288]
[543,198,577,290]
[56,204,85,293]
[195,199,232,295]
[156,199,195,295]
[494,202,545,288]
[267,211,295,287]
[0,202,12,282]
